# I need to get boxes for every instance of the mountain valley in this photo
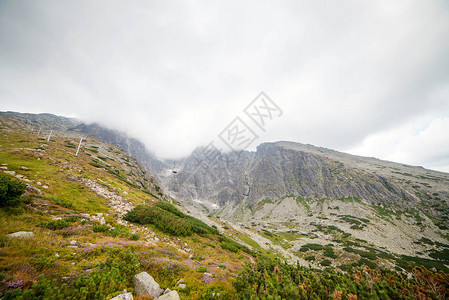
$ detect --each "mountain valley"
[1,111,448,299]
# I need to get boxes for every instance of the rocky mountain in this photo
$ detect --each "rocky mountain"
[157,141,449,262]
[160,141,448,218]
[2,111,449,274]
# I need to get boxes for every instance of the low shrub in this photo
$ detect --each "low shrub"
[220,242,239,253]
[130,233,140,241]
[300,243,324,252]
[0,174,26,207]
[41,219,70,230]
[93,224,110,233]
[357,258,377,269]
[4,247,140,299]
[320,259,332,266]
[124,203,219,237]
[323,246,337,259]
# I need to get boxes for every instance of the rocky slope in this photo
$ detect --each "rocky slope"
[157,141,449,264]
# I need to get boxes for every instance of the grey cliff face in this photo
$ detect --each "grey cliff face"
[160,142,448,221]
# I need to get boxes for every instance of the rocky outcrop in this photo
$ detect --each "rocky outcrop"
[25,184,42,195]
[110,292,133,300]
[163,143,412,206]
[8,231,35,239]
[159,291,180,300]
[133,272,164,299]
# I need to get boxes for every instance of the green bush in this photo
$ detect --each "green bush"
[220,242,239,253]
[104,228,125,237]
[323,246,337,259]
[300,243,324,252]
[0,174,26,207]
[197,267,208,273]
[130,233,140,241]
[123,203,219,237]
[320,259,332,266]
[41,219,70,230]
[219,236,242,253]
[124,205,193,236]
[93,224,110,233]
[358,258,377,269]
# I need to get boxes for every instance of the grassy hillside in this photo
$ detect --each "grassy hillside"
[0,118,253,299]
[1,114,448,299]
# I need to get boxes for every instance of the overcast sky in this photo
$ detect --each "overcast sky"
[1,1,449,172]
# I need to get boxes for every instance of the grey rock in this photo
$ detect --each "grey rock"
[110,292,133,300]
[159,141,448,222]
[8,231,35,239]
[177,283,186,290]
[92,213,106,225]
[159,291,180,300]
[25,184,42,195]
[133,272,163,298]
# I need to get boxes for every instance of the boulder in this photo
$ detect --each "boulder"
[178,284,186,290]
[133,272,163,298]
[8,231,35,239]
[159,291,180,300]
[25,184,42,195]
[92,213,106,225]
[110,292,133,300]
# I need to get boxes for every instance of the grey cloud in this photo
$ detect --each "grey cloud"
[1,0,448,170]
